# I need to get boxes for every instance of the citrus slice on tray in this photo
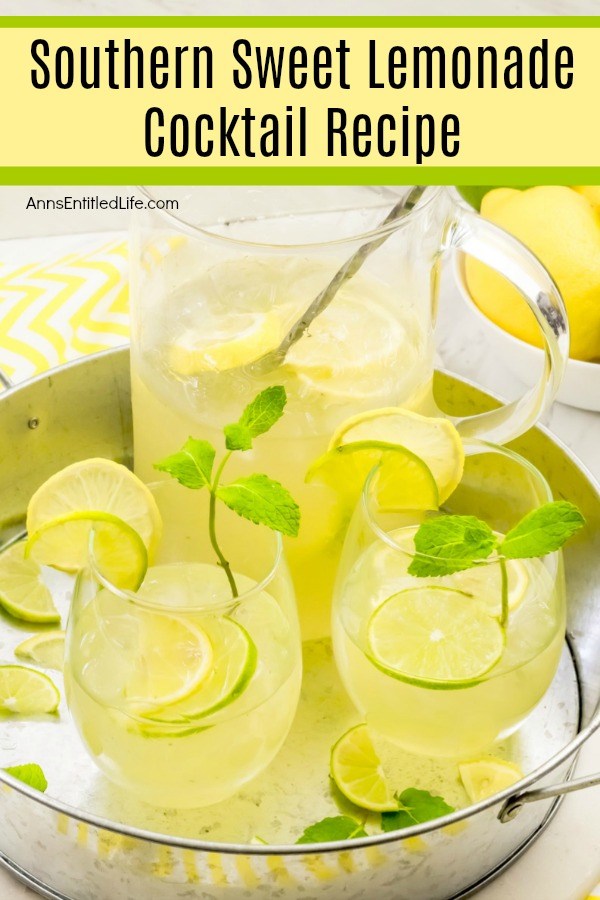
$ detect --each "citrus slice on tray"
[367,587,505,688]
[306,441,439,513]
[459,757,523,802]
[330,724,398,812]
[15,631,65,671]
[0,541,60,624]
[0,665,60,715]
[26,458,162,562]
[169,311,282,374]
[329,408,464,504]
[26,512,148,592]
[141,617,257,724]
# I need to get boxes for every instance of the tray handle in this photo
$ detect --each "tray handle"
[499,771,600,823]
[0,366,13,390]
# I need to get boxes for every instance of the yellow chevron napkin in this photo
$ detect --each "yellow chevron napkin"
[0,233,129,385]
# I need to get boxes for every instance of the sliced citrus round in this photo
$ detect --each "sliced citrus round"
[15,631,65,671]
[0,541,60,624]
[459,757,523,802]
[169,311,282,374]
[367,587,505,688]
[141,617,257,723]
[26,512,148,591]
[26,458,162,561]
[113,610,214,713]
[0,665,60,715]
[306,440,439,513]
[329,408,464,504]
[330,724,398,812]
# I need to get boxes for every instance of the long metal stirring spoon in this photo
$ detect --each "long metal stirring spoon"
[252,185,427,375]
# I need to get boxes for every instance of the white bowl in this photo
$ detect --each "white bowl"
[454,256,600,413]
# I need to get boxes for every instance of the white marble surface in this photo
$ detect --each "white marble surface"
[3,0,599,15]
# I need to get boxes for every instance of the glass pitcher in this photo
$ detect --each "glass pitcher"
[130,186,568,640]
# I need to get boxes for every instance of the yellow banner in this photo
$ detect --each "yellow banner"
[1,24,598,170]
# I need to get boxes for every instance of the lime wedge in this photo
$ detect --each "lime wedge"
[0,665,60,715]
[459,757,523,802]
[26,458,162,562]
[169,311,281,374]
[306,440,439,513]
[15,631,65,671]
[330,408,464,504]
[141,617,257,723]
[0,541,60,624]
[26,511,148,591]
[330,724,398,812]
[367,587,505,688]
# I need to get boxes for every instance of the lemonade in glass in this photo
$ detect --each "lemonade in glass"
[332,443,570,758]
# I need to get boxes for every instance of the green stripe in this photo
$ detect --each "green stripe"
[2,16,600,27]
[0,167,596,186]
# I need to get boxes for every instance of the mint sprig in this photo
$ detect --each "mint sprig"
[381,788,455,832]
[296,815,367,844]
[3,763,47,792]
[155,386,299,598]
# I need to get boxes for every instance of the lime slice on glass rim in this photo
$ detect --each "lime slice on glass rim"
[306,440,439,513]
[459,757,523,802]
[15,631,65,671]
[367,586,505,689]
[0,540,60,624]
[26,458,162,562]
[139,616,257,725]
[25,511,148,592]
[329,407,464,504]
[0,665,60,715]
[330,724,398,812]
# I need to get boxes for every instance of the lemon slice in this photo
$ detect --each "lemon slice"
[306,441,439,513]
[26,458,162,562]
[141,617,257,723]
[26,512,148,591]
[330,408,464,504]
[116,610,214,713]
[0,665,60,715]
[0,541,60,624]
[459,757,523,802]
[330,724,398,812]
[367,587,505,688]
[15,631,65,671]
[169,311,281,374]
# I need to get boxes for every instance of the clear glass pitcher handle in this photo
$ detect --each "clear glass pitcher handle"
[444,204,569,445]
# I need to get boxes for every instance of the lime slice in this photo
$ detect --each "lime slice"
[0,541,60,624]
[459,757,523,802]
[141,617,257,723]
[330,408,464,504]
[0,665,60,715]
[26,512,148,591]
[367,587,505,688]
[26,458,162,562]
[15,631,65,671]
[169,311,281,374]
[330,724,398,812]
[116,610,214,713]
[306,440,439,513]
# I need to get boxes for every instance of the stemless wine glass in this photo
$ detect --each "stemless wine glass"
[65,517,302,809]
[130,186,568,641]
[332,442,566,758]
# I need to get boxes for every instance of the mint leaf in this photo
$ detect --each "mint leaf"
[217,474,300,537]
[154,438,215,490]
[4,763,47,792]
[381,789,454,832]
[500,501,585,559]
[296,816,366,844]
[224,385,286,451]
[409,515,497,577]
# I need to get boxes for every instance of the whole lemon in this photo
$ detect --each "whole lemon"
[465,186,600,362]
